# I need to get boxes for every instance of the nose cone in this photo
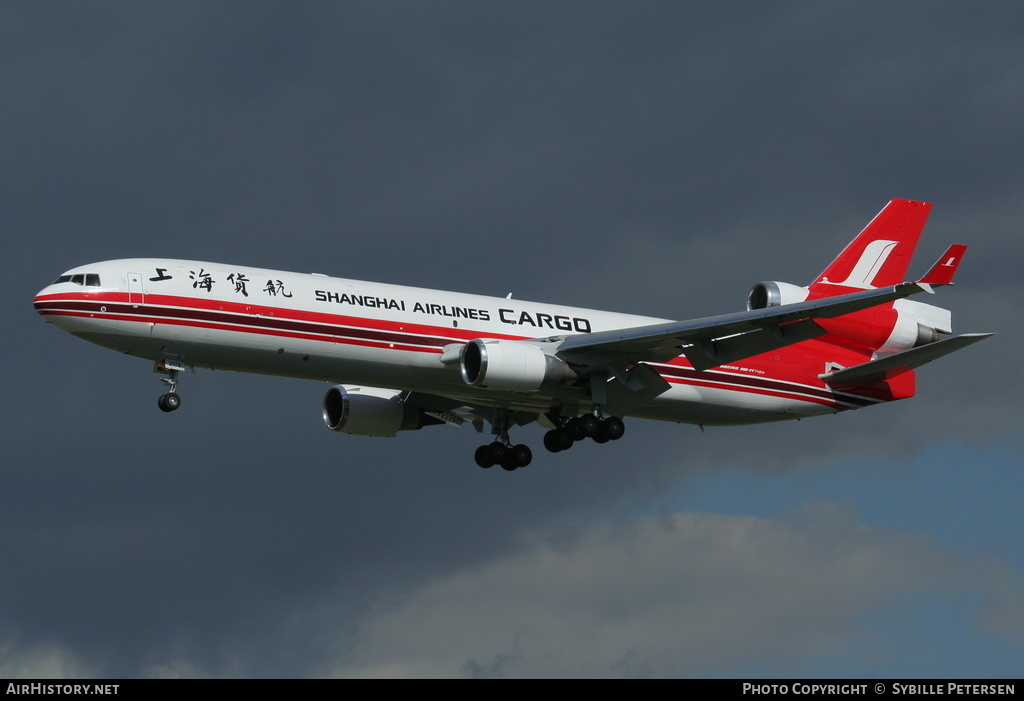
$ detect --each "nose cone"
[34,284,57,317]
[35,267,113,336]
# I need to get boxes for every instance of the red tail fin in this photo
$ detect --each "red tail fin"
[810,199,932,295]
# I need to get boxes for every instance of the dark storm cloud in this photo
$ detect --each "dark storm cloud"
[3,1,1022,677]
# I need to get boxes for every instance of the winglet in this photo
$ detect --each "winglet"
[919,244,967,287]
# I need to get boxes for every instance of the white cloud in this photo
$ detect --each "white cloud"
[319,501,965,678]
[0,641,97,679]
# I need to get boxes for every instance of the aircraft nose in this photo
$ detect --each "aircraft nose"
[34,278,66,319]
[34,286,54,317]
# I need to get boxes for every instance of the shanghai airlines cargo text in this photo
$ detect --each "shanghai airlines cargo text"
[314,289,593,332]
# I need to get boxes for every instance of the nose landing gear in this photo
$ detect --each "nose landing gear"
[154,359,186,413]
[157,392,181,412]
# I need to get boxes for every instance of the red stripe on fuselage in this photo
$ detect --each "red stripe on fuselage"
[34,291,526,344]
[35,292,874,411]
[36,307,444,355]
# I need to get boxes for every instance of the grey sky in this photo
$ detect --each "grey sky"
[3,1,1022,677]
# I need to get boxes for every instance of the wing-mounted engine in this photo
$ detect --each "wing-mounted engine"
[459,339,577,392]
[746,281,810,310]
[322,385,442,437]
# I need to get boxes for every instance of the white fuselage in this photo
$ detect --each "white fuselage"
[35,259,864,426]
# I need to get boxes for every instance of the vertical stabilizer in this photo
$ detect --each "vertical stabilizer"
[810,199,932,294]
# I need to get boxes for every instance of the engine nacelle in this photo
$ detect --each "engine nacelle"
[459,339,576,392]
[322,385,428,437]
[877,299,951,354]
[746,281,810,310]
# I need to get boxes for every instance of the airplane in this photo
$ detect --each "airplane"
[34,199,991,471]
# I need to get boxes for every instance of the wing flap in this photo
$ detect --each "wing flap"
[682,318,826,372]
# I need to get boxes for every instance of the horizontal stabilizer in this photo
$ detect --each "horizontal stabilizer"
[820,333,993,385]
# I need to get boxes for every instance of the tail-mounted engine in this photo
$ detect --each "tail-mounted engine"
[747,280,950,355]
[877,299,950,354]
[322,385,440,437]
[459,339,576,392]
[746,281,810,310]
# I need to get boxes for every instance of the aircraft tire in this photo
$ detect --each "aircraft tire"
[603,417,625,441]
[544,429,573,452]
[579,414,599,437]
[158,393,181,412]
[488,442,509,466]
[566,417,587,441]
[474,445,495,468]
[512,444,532,468]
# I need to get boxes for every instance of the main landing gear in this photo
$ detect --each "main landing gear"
[154,359,186,413]
[474,441,533,471]
[474,409,533,471]
[543,413,625,453]
[474,410,626,470]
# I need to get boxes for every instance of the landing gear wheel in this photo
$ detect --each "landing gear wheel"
[474,445,495,468]
[544,428,573,453]
[478,441,531,470]
[592,423,611,443]
[603,416,625,441]
[511,444,532,468]
[579,414,600,437]
[566,417,587,441]
[487,442,509,467]
[157,393,181,412]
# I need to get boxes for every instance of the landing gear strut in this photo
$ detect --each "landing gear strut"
[154,359,185,413]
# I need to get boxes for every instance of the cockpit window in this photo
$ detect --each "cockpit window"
[53,273,102,287]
